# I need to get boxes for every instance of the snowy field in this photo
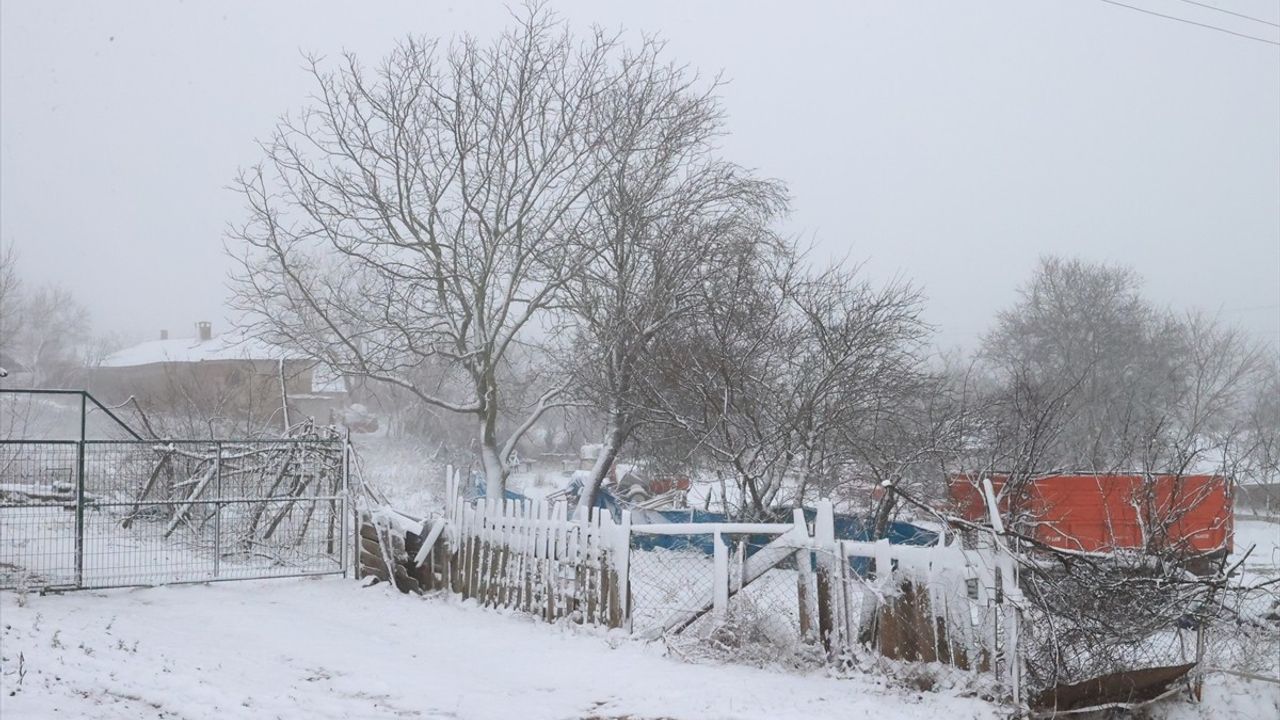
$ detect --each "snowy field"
[1,577,1008,720]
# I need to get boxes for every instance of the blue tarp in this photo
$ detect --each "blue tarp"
[470,475,937,575]
[584,483,938,573]
[466,475,530,503]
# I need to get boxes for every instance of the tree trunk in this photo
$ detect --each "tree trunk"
[480,439,505,501]
[577,415,627,513]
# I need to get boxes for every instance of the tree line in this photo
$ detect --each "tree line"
[210,7,1274,517]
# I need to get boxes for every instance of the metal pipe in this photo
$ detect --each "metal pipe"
[213,442,222,578]
[74,392,87,588]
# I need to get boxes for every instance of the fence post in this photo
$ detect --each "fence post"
[346,435,359,581]
[793,508,813,640]
[1006,606,1021,706]
[339,435,350,578]
[713,530,729,622]
[616,509,632,632]
[1193,621,1206,700]
[74,392,87,588]
[213,442,222,578]
[815,499,837,654]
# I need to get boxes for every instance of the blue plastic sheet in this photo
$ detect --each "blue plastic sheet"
[586,484,937,574]
[472,476,937,575]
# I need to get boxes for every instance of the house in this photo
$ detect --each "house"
[92,322,346,429]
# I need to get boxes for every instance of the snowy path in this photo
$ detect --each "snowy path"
[0,577,1003,720]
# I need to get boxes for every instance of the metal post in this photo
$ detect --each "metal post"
[342,432,352,578]
[74,392,87,588]
[213,443,222,578]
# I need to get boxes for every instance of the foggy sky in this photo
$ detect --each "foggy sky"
[2,1,1277,351]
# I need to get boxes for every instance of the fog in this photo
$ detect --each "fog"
[2,0,1277,349]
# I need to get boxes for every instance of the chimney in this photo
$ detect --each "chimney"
[160,329,169,340]
[197,321,212,342]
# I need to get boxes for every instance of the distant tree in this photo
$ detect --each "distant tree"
[982,256,1174,471]
[974,256,1269,547]
[8,284,91,388]
[0,244,19,366]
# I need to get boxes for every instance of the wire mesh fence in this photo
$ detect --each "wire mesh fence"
[628,538,716,635]
[1200,584,1280,683]
[0,438,348,590]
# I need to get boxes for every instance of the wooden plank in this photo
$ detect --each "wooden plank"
[359,549,388,575]
[413,519,446,567]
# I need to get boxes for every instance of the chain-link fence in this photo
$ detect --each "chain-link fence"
[629,531,824,665]
[1200,584,1280,683]
[1,437,349,590]
[628,535,716,635]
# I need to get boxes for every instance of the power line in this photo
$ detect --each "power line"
[1096,0,1280,45]
[1171,0,1280,29]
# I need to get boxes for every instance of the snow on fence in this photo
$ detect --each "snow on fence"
[356,469,1280,713]
[360,469,1020,695]
[625,500,1022,696]
[364,470,631,628]
[2,436,349,590]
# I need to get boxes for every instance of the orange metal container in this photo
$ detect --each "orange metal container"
[947,473,1233,557]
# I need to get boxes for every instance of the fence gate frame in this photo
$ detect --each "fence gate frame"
[0,388,351,591]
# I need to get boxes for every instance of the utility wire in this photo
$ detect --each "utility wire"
[1171,0,1280,29]
[1097,0,1280,45]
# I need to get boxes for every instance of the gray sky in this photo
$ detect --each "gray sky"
[3,0,1278,351]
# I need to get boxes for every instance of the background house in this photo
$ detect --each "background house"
[91,322,346,433]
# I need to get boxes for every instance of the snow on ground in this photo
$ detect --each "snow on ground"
[1159,678,1280,720]
[1231,517,1279,582]
[0,577,1011,720]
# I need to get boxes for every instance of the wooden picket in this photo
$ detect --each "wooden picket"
[424,468,630,629]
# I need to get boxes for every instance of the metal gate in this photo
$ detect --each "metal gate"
[0,390,349,590]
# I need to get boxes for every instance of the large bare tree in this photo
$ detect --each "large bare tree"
[564,40,787,510]
[230,8,632,498]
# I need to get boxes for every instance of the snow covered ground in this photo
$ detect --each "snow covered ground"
[1231,517,1279,583]
[0,575,1274,718]
[1,577,1007,720]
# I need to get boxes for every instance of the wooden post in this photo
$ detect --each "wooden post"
[615,510,631,631]
[814,499,837,654]
[793,508,813,640]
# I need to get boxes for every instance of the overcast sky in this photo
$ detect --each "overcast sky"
[2,1,1277,351]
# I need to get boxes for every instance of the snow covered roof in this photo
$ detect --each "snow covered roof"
[100,332,306,368]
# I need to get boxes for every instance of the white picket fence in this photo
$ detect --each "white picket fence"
[406,470,1021,696]
[416,470,632,627]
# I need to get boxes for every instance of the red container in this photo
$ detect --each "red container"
[947,473,1232,557]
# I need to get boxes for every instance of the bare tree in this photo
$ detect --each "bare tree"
[983,256,1173,471]
[7,284,91,388]
[565,39,787,510]
[646,251,930,518]
[229,7,634,498]
[0,243,19,366]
